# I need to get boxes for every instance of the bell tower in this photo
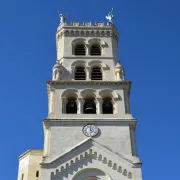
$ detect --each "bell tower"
[17,10,143,180]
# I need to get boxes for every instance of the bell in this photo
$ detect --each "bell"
[84,102,96,114]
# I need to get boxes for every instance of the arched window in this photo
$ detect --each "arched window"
[75,67,86,80]
[36,171,39,177]
[91,67,102,80]
[21,174,24,180]
[84,98,96,114]
[90,44,101,56]
[66,97,77,114]
[102,98,113,114]
[84,177,99,180]
[74,44,86,55]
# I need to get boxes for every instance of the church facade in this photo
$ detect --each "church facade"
[17,12,143,180]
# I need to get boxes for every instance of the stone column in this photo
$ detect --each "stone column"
[77,98,84,114]
[62,97,67,114]
[71,66,75,80]
[86,67,91,80]
[115,70,121,81]
[96,98,103,114]
[48,87,55,114]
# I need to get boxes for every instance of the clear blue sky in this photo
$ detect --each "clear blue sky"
[0,0,179,179]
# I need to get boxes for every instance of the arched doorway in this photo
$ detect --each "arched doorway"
[72,168,111,180]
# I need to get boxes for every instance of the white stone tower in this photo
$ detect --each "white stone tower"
[17,12,143,180]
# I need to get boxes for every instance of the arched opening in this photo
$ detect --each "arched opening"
[91,67,102,80]
[36,171,39,177]
[21,174,24,180]
[84,98,96,114]
[90,44,101,56]
[74,44,86,55]
[102,98,113,114]
[75,66,86,80]
[84,177,99,180]
[72,168,111,180]
[66,97,77,114]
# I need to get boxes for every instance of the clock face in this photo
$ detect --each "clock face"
[83,125,99,137]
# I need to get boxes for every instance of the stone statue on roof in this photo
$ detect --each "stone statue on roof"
[57,11,68,24]
[106,8,114,24]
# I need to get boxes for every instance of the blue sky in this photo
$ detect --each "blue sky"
[0,0,180,179]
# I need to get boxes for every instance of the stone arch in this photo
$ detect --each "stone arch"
[88,60,108,80]
[80,89,97,98]
[71,61,87,80]
[72,38,87,55]
[99,89,119,100]
[72,168,112,180]
[99,89,119,114]
[72,38,86,45]
[61,89,79,114]
[88,60,107,69]
[61,89,79,99]
[71,60,87,67]
[88,38,106,47]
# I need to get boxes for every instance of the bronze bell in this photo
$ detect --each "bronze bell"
[84,102,96,114]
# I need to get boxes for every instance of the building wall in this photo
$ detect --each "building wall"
[43,122,133,163]
[40,143,142,180]
[17,150,43,180]
[47,84,131,119]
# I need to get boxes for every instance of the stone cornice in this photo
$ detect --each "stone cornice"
[56,21,118,33]
[41,139,140,179]
[57,56,117,60]
[47,80,131,86]
[43,119,137,130]
[56,22,119,43]
[18,149,43,160]
[43,119,137,122]
[47,80,131,97]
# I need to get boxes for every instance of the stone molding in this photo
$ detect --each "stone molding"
[43,139,137,179]
[56,22,119,43]
[50,149,133,179]
[19,149,43,160]
[43,119,137,128]
[47,80,131,85]
[57,30,118,43]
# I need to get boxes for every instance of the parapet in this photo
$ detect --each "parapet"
[56,21,119,42]
[57,21,118,31]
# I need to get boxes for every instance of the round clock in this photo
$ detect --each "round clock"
[83,125,99,137]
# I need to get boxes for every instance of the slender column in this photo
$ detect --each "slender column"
[115,70,121,81]
[48,87,55,114]
[86,45,89,56]
[71,66,75,80]
[62,97,67,114]
[96,98,103,114]
[86,67,91,80]
[77,98,84,114]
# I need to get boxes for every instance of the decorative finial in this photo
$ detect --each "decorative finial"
[57,10,68,24]
[106,8,114,24]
